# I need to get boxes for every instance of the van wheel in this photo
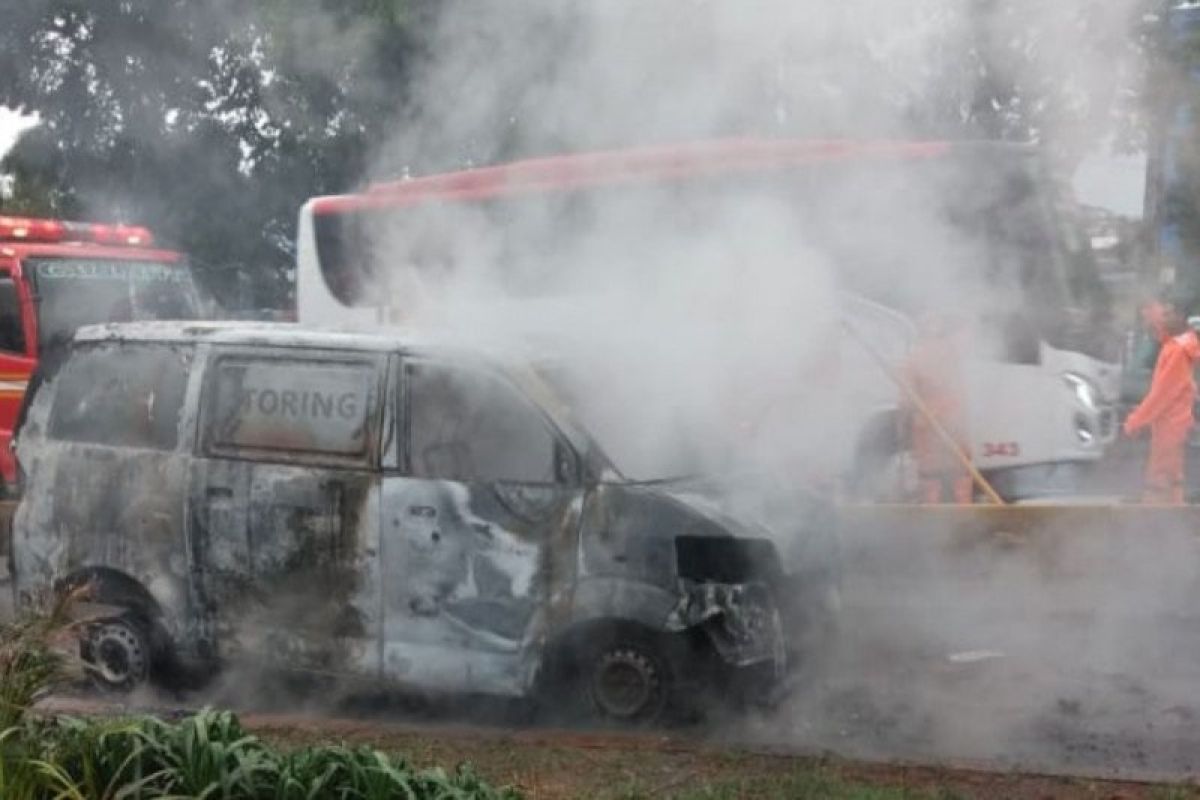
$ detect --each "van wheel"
[583,631,672,724]
[83,616,150,693]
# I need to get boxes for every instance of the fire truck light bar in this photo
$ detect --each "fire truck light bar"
[0,216,154,247]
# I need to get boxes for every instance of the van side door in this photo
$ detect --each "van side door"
[379,357,584,696]
[190,346,386,677]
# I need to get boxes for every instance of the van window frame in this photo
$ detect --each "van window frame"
[46,341,193,453]
[198,346,387,470]
[397,355,581,487]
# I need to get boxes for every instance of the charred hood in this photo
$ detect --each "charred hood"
[579,483,783,586]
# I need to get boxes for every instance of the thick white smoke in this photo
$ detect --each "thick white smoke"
[345,0,1147,487]
[310,0,1183,777]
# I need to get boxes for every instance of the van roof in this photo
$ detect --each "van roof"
[69,320,592,455]
[71,320,484,357]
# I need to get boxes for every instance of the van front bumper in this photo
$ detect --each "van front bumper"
[666,580,790,697]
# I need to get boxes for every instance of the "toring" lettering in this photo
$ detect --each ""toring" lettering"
[241,388,360,420]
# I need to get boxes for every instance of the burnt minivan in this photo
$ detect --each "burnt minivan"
[11,322,801,722]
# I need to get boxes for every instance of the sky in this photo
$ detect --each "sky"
[1073,151,1146,217]
[0,108,36,162]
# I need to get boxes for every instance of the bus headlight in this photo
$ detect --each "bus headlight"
[1074,413,1096,445]
[1062,372,1099,411]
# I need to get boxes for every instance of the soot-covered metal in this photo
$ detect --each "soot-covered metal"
[11,322,809,722]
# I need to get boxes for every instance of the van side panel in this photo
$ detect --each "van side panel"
[12,342,198,651]
[187,459,381,675]
[16,446,192,625]
[185,344,385,677]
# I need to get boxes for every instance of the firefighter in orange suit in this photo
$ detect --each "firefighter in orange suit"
[1142,300,1171,344]
[1123,302,1200,504]
[903,314,973,504]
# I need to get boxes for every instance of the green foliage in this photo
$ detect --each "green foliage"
[32,716,152,800]
[0,709,519,799]
[0,599,516,798]
[0,589,81,731]
[0,0,436,311]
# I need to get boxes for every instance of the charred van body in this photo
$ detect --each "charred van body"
[10,322,815,722]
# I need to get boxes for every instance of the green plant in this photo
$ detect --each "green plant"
[0,588,83,730]
[136,709,277,797]
[0,600,517,798]
[34,716,159,800]
[0,587,93,799]
[0,724,46,800]
[0,707,519,799]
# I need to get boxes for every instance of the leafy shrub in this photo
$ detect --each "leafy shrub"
[2,707,520,799]
[0,602,519,798]
[0,588,81,729]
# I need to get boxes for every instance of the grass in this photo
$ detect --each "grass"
[258,719,1195,800]
[1150,789,1200,800]
[609,769,968,799]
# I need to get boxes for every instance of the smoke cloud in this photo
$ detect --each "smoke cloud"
[301,0,1175,778]
[328,1,1143,485]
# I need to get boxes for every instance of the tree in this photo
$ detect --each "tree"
[0,0,431,310]
[0,0,1157,313]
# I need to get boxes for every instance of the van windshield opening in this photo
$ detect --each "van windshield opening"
[27,258,202,351]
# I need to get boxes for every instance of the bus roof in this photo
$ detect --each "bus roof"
[310,138,1037,214]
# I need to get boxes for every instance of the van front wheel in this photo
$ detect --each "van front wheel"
[83,616,150,693]
[584,632,673,724]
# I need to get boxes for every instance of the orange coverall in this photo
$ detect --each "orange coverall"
[1124,328,1200,504]
[903,331,972,504]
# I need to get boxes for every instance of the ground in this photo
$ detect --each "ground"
[36,695,1200,799]
[18,503,1200,796]
[214,714,1200,799]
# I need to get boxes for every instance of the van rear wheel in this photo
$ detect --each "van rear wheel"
[83,616,150,693]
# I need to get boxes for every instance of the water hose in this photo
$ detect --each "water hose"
[842,319,1006,506]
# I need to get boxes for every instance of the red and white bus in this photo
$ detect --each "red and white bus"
[294,139,1120,501]
[0,216,203,492]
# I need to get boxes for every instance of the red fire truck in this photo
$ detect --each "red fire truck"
[0,216,202,493]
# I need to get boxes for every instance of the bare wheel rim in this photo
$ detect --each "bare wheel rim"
[90,622,148,688]
[591,647,662,719]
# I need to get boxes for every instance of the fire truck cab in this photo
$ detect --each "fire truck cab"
[0,216,202,493]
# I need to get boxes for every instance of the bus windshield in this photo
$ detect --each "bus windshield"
[27,258,202,350]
